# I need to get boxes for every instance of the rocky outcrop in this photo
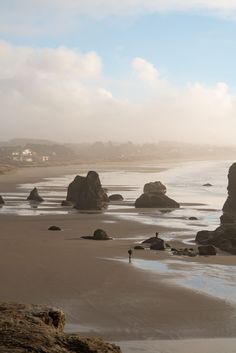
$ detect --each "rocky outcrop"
[142,236,165,250]
[27,187,44,202]
[108,194,124,201]
[0,195,5,205]
[135,182,179,209]
[0,303,121,353]
[65,171,108,210]
[196,226,236,254]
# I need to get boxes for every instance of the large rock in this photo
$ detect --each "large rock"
[223,163,236,215]
[0,195,4,205]
[135,181,179,209]
[65,171,108,210]
[27,187,44,202]
[143,181,167,194]
[135,193,179,208]
[0,303,121,353]
[195,163,236,254]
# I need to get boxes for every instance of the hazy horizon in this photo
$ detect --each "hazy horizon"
[1,1,236,145]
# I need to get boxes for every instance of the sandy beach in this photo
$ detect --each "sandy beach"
[0,162,236,352]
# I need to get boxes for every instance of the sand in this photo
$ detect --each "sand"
[0,164,236,351]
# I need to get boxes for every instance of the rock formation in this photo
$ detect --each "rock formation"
[0,303,121,353]
[223,163,236,215]
[195,163,236,254]
[65,171,108,210]
[135,181,179,208]
[0,195,5,204]
[27,187,44,202]
[108,194,124,201]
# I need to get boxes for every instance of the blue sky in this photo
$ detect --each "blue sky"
[1,1,236,143]
[2,10,236,87]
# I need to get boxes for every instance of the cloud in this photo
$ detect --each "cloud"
[1,41,236,144]
[1,1,236,36]
[132,57,160,85]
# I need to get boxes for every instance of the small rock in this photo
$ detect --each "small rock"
[202,183,213,187]
[93,229,110,240]
[108,194,124,201]
[48,226,61,231]
[27,188,44,202]
[134,245,145,250]
[189,217,198,220]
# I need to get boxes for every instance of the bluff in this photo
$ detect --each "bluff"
[0,303,121,353]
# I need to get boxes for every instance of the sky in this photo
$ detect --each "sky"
[1,0,236,144]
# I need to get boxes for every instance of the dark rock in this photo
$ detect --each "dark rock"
[150,239,165,250]
[93,228,110,240]
[134,245,145,250]
[198,245,217,256]
[142,236,165,250]
[48,226,61,231]
[165,243,171,248]
[195,164,236,254]
[81,235,94,239]
[189,217,198,220]
[0,195,4,205]
[202,183,213,187]
[27,187,44,202]
[0,302,121,353]
[223,163,236,214]
[220,213,235,224]
[61,200,73,206]
[108,194,124,201]
[171,247,197,257]
[143,181,166,194]
[195,230,215,245]
[135,193,179,208]
[66,171,108,210]
[135,181,179,209]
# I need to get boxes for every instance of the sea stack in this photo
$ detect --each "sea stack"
[0,195,5,205]
[65,171,108,210]
[222,163,236,218]
[135,181,179,208]
[27,187,44,202]
[195,163,236,254]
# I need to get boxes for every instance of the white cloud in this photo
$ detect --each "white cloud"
[1,1,236,36]
[1,41,236,144]
[132,57,160,85]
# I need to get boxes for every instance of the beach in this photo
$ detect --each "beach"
[0,160,236,352]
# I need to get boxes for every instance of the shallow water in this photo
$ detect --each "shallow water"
[0,160,231,222]
[111,257,236,304]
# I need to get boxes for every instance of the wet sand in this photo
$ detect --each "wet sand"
[0,164,236,350]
